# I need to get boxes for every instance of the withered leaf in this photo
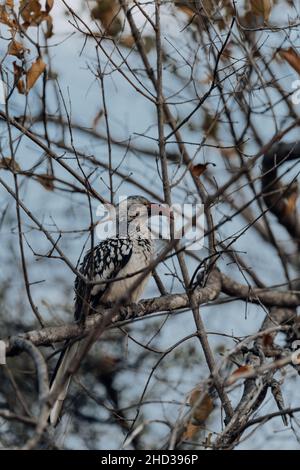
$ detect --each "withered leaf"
[283,189,298,217]
[176,0,216,18]
[227,365,254,385]
[17,79,25,94]
[44,14,53,38]
[119,35,135,49]
[0,5,16,27]
[91,0,122,36]
[20,0,41,20]
[0,157,21,172]
[20,0,46,27]
[8,39,28,58]
[191,162,215,177]
[17,79,25,93]
[26,57,46,92]
[174,2,195,19]
[120,35,154,53]
[92,109,104,129]
[182,386,214,440]
[13,61,23,78]
[221,42,233,61]
[46,0,54,13]
[36,173,54,191]
[189,387,214,424]
[278,47,300,76]
[250,0,272,21]
[262,333,274,348]
[182,423,199,440]
[13,61,25,94]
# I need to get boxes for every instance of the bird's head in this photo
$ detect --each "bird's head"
[117,195,172,238]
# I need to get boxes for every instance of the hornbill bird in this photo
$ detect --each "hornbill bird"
[49,195,171,425]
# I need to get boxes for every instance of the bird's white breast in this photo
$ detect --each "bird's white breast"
[102,238,153,304]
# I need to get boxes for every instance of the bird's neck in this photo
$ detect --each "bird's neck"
[127,217,151,239]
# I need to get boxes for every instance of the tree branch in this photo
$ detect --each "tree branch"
[3,269,222,355]
[221,273,300,307]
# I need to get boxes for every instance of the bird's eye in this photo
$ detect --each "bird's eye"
[135,211,140,216]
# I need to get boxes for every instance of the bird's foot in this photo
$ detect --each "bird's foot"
[113,302,145,322]
[111,306,132,323]
[130,302,146,318]
[115,305,132,322]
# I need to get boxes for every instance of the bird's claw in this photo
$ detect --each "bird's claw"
[131,302,145,317]
[112,303,145,323]
[119,306,132,321]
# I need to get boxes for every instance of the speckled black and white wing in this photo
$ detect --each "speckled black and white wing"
[74,237,133,322]
[50,234,153,426]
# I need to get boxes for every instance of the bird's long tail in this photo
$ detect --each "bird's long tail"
[49,338,87,426]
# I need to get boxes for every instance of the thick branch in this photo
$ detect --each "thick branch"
[3,269,221,355]
[221,273,300,307]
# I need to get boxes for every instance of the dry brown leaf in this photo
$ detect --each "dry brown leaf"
[26,57,46,92]
[191,162,215,177]
[6,1,14,8]
[0,157,21,172]
[227,365,254,385]
[283,189,298,216]
[191,163,208,177]
[221,42,233,60]
[13,61,23,76]
[17,79,25,94]
[250,0,272,21]
[13,61,25,94]
[278,47,300,76]
[91,0,122,36]
[174,1,195,19]
[189,388,214,424]
[119,35,135,48]
[262,333,274,348]
[46,0,54,12]
[202,0,219,17]
[119,35,155,53]
[177,5,194,18]
[239,11,257,29]
[44,14,53,38]
[20,0,47,27]
[182,386,214,440]
[0,5,16,27]
[20,0,41,21]
[36,173,54,191]
[92,109,104,129]
[182,423,199,440]
[8,39,28,58]
[176,0,217,18]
